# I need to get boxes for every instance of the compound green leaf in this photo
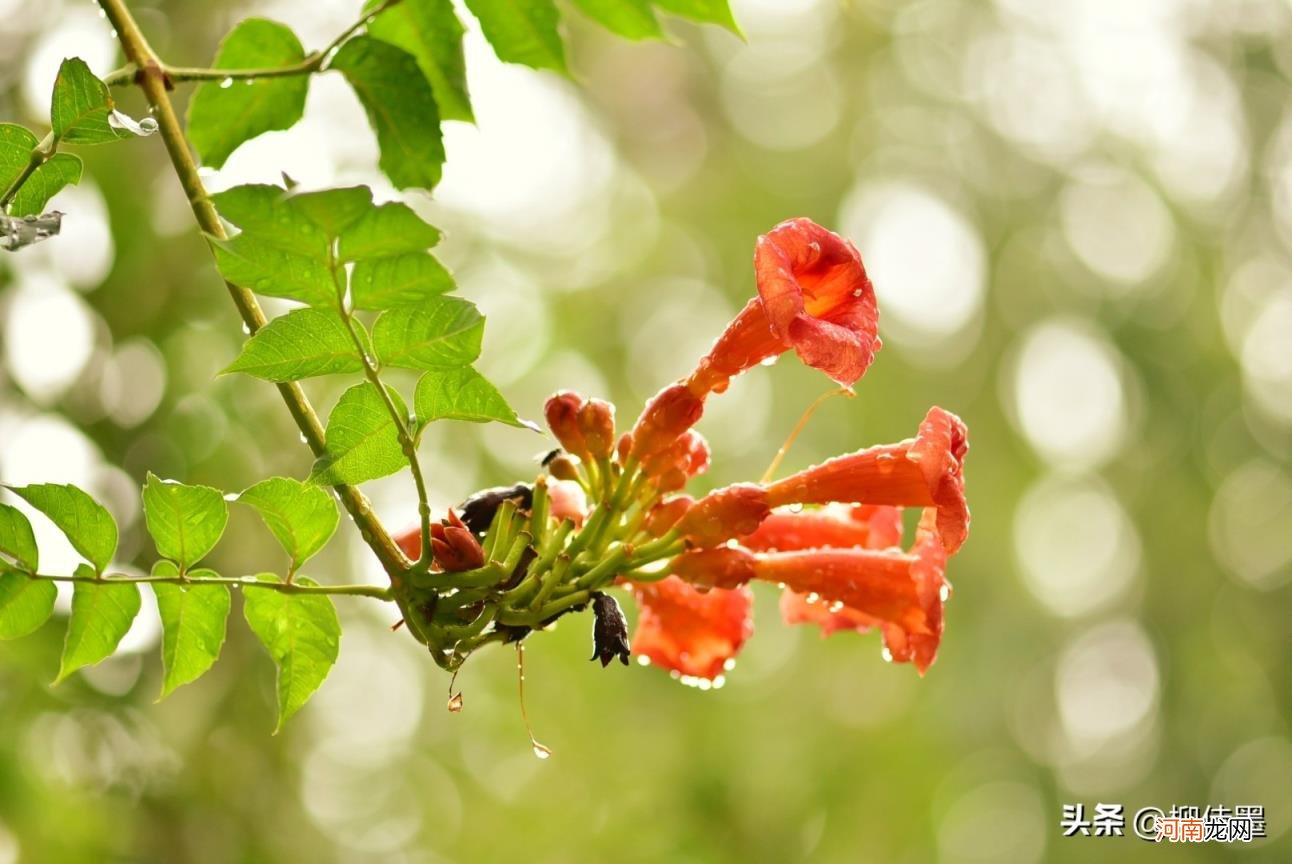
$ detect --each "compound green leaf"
[308,383,411,486]
[338,202,441,261]
[142,474,229,570]
[365,0,473,122]
[9,153,83,217]
[464,0,567,73]
[238,477,339,567]
[0,570,56,640]
[210,233,336,306]
[371,298,483,369]
[572,0,663,39]
[10,483,116,574]
[0,123,39,194]
[186,19,311,168]
[414,366,533,429]
[151,561,231,699]
[224,308,367,382]
[0,502,38,572]
[50,58,154,144]
[57,566,140,683]
[652,0,740,33]
[243,574,340,731]
[330,36,445,191]
[351,253,455,310]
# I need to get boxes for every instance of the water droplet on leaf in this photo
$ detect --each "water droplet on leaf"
[219,77,234,89]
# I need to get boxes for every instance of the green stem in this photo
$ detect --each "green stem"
[102,0,405,88]
[22,570,392,599]
[333,255,433,564]
[95,0,411,598]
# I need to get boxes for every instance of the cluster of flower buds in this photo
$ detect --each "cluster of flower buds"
[395,217,970,684]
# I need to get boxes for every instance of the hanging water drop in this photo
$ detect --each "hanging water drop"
[219,77,234,89]
[532,743,552,760]
[447,692,464,713]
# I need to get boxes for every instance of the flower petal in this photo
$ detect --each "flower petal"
[755,218,880,386]
[764,406,969,553]
[630,576,754,681]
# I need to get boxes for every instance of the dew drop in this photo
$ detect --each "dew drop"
[299,433,308,444]
[759,355,779,367]
[880,646,893,663]
[241,323,251,335]
[788,503,805,514]
[805,592,820,604]
[219,77,234,89]
[852,289,864,297]
[532,743,552,760]
[446,692,464,713]
[939,583,951,602]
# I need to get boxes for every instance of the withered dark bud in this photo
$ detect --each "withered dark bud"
[589,591,631,667]
[457,483,534,535]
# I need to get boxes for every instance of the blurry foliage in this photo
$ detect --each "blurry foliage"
[1,0,1291,862]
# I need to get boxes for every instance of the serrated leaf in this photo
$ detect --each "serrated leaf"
[50,58,154,145]
[151,560,230,699]
[338,202,441,261]
[186,19,311,168]
[572,0,663,39]
[283,186,373,238]
[366,0,473,122]
[0,123,39,196]
[464,0,567,73]
[351,253,455,310]
[0,570,56,639]
[57,566,141,683]
[9,153,82,217]
[652,0,740,33]
[211,233,336,306]
[142,474,229,570]
[309,383,410,486]
[0,502,38,572]
[330,36,445,191]
[414,366,531,429]
[243,574,340,731]
[225,308,366,382]
[210,183,330,257]
[372,298,483,369]
[10,483,117,574]
[238,477,339,567]
[210,184,373,256]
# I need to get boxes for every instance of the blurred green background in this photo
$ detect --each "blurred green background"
[2,0,1291,861]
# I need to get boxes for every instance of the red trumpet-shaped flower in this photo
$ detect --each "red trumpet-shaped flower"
[740,503,903,553]
[630,576,754,681]
[764,406,969,553]
[668,508,948,673]
[689,217,881,394]
[627,218,879,460]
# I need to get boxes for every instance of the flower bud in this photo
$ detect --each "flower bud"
[677,484,771,547]
[629,383,705,460]
[577,398,616,460]
[544,390,590,460]
[644,495,694,537]
[546,453,582,482]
